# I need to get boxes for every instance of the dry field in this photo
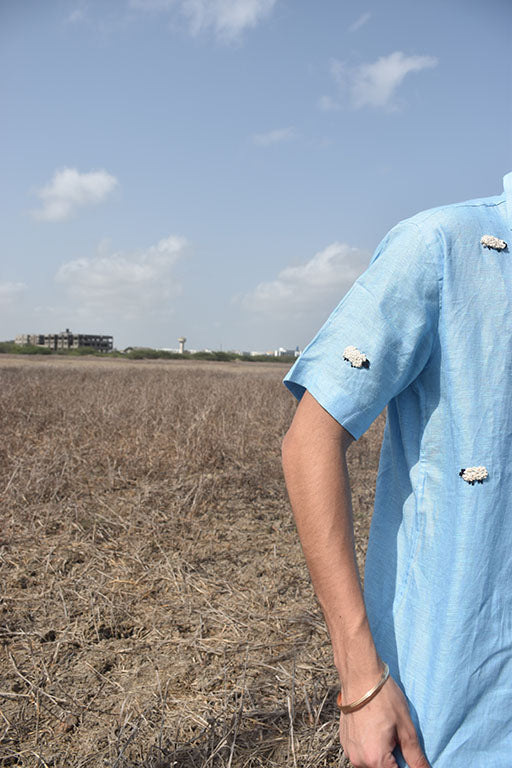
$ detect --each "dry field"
[0,355,384,768]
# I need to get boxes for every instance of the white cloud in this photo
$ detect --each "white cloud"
[54,235,188,321]
[349,11,371,32]
[0,282,27,307]
[324,50,438,111]
[32,167,118,222]
[130,0,278,40]
[239,242,370,315]
[252,127,295,146]
[351,51,438,109]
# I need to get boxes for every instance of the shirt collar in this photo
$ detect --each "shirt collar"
[503,170,512,231]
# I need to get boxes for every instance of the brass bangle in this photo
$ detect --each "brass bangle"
[336,662,390,714]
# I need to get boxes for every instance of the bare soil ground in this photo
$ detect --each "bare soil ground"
[0,356,384,767]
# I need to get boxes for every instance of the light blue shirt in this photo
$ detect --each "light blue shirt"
[283,171,512,767]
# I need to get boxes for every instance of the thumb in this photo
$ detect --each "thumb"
[397,727,431,768]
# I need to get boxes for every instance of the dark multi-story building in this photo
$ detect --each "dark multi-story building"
[15,328,113,353]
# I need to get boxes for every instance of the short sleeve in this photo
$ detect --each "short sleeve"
[283,219,441,440]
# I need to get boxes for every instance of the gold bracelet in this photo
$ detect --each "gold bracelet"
[336,662,390,714]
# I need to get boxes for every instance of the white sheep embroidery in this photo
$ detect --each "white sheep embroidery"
[343,345,369,368]
[459,466,488,485]
[480,235,507,251]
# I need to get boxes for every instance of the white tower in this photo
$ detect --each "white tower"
[178,336,186,354]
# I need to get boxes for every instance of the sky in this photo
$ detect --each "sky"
[1,0,511,352]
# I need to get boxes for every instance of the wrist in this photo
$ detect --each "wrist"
[333,624,383,700]
[337,662,390,713]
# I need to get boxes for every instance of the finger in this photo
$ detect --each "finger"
[398,731,431,768]
[381,751,399,768]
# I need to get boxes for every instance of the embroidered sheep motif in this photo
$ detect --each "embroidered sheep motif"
[480,235,507,251]
[459,466,488,485]
[343,345,369,368]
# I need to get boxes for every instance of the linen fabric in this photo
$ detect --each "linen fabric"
[283,171,512,767]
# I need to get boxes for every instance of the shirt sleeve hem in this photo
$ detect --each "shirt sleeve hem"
[283,369,372,441]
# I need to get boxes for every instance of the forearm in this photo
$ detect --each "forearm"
[282,392,430,768]
[281,397,381,697]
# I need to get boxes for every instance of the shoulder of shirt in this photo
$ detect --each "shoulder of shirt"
[371,193,506,276]
[394,193,506,237]
[377,193,507,269]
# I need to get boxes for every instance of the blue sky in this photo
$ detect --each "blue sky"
[1,0,511,352]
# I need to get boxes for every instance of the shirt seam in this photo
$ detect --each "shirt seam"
[408,220,444,343]
[410,198,506,228]
[392,376,429,613]
[388,221,439,612]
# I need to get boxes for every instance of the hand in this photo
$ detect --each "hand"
[339,674,430,768]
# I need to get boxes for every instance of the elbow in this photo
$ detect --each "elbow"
[281,423,309,503]
[281,416,321,481]
[281,424,295,469]
[281,420,305,476]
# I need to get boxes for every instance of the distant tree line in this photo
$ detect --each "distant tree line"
[0,342,296,364]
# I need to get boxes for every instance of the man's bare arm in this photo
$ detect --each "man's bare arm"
[281,390,429,768]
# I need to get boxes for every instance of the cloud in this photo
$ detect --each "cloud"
[0,282,27,307]
[238,242,370,316]
[66,5,88,24]
[252,127,295,146]
[351,51,438,109]
[32,167,118,222]
[130,0,278,40]
[318,94,341,112]
[348,11,371,32]
[129,0,175,8]
[54,235,188,321]
[324,50,438,111]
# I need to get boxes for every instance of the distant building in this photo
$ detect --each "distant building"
[274,346,300,358]
[15,328,113,353]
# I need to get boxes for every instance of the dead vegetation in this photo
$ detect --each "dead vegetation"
[0,357,384,767]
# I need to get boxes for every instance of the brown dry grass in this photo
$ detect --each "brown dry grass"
[0,356,384,768]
